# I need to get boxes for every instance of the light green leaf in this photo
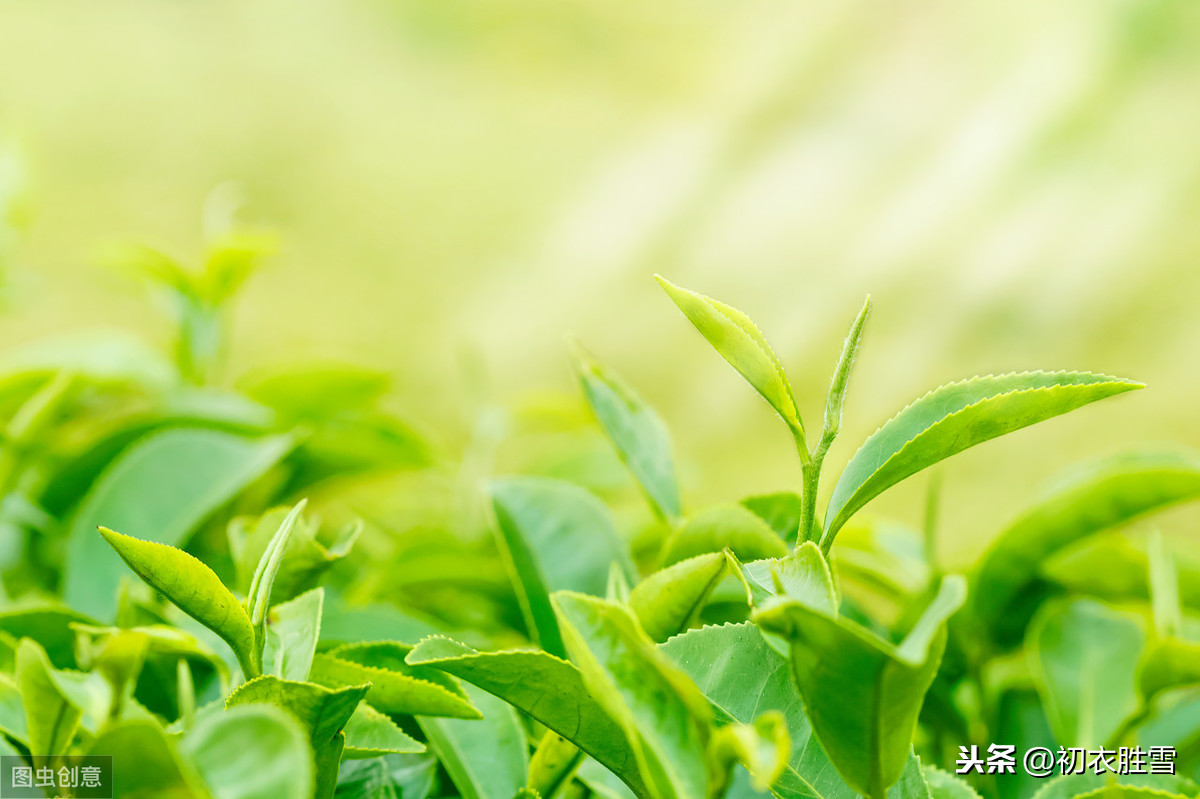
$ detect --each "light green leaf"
[570,341,681,521]
[660,621,856,799]
[1147,532,1181,639]
[98,526,257,677]
[343,702,425,758]
[226,675,368,797]
[740,492,804,545]
[310,644,480,719]
[0,604,94,668]
[628,551,735,642]
[264,587,324,682]
[554,591,713,799]
[754,576,966,798]
[229,507,360,601]
[1139,637,1200,703]
[334,753,439,799]
[973,451,1200,638]
[824,372,1143,543]
[709,712,790,794]
[490,477,635,658]
[922,767,982,799]
[1027,599,1145,748]
[182,703,315,799]
[659,504,788,567]
[740,542,838,615]
[417,682,528,799]
[528,731,584,799]
[405,636,647,797]
[89,718,210,799]
[1029,773,1200,799]
[0,672,28,745]
[242,362,390,424]
[15,638,83,757]
[64,428,292,619]
[247,500,308,631]
[655,275,802,436]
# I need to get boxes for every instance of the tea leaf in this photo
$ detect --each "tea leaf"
[655,275,804,439]
[181,703,315,799]
[628,550,736,642]
[405,636,648,796]
[0,672,28,745]
[490,477,635,658]
[1027,599,1144,748]
[973,451,1200,641]
[310,646,480,719]
[1029,773,1200,799]
[88,718,209,798]
[754,576,966,798]
[343,702,425,758]
[570,340,681,521]
[922,767,982,799]
[1138,638,1200,704]
[416,682,528,799]
[708,711,790,793]
[247,500,308,639]
[661,621,929,799]
[15,639,82,757]
[64,428,292,619]
[659,504,788,567]
[528,732,584,798]
[0,604,94,668]
[740,491,804,544]
[98,527,257,677]
[553,591,713,799]
[824,372,1143,543]
[226,675,368,796]
[739,542,838,613]
[263,587,324,682]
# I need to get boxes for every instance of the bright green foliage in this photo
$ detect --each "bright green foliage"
[65,428,292,618]
[15,639,83,759]
[823,372,1143,544]
[756,576,966,798]
[226,676,370,796]
[1029,774,1200,799]
[180,703,315,799]
[0,267,1178,799]
[406,635,648,796]
[554,591,713,799]
[922,767,982,799]
[660,504,788,567]
[490,477,635,658]
[310,645,481,719]
[655,275,804,439]
[99,526,258,677]
[629,551,738,642]
[417,682,528,799]
[1026,599,1145,748]
[739,542,838,614]
[571,340,682,521]
[973,450,1200,637]
[264,587,325,681]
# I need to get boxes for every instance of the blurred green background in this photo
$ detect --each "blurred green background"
[2,0,1199,565]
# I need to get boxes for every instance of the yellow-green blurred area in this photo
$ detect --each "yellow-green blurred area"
[2,0,1200,565]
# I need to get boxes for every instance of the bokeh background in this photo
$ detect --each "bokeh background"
[2,0,1200,565]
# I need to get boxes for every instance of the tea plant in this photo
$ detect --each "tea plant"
[2,260,1199,799]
